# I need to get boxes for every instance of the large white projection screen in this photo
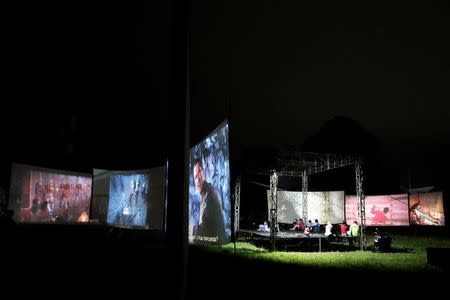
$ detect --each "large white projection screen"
[267,191,345,224]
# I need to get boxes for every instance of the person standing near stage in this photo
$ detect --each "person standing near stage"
[193,158,226,243]
[325,221,333,236]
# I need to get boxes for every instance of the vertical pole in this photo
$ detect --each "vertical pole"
[302,171,308,222]
[233,176,241,255]
[355,160,366,251]
[269,170,278,251]
[167,0,189,298]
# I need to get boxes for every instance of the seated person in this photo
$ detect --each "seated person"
[304,226,311,237]
[325,221,333,237]
[340,221,348,236]
[290,218,305,231]
[312,219,320,233]
[373,228,392,251]
[258,221,270,232]
[349,220,359,237]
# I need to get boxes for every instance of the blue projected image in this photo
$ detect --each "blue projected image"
[107,174,150,228]
[189,121,231,245]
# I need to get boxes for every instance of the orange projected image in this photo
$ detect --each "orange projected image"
[409,192,445,226]
[345,194,409,226]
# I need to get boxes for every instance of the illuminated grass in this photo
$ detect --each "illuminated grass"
[209,235,450,272]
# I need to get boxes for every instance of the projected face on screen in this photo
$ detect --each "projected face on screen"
[409,192,445,226]
[107,174,150,228]
[188,121,231,245]
[268,191,345,224]
[345,194,409,226]
[8,164,92,223]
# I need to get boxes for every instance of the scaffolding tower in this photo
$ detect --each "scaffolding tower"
[269,170,278,251]
[272,150,366,251]
[234,176,241,235]
[355,160,366,250]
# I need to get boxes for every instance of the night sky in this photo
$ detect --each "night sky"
[1,1,450,195]
[190,2,450,151]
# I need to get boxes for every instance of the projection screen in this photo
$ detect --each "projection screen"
[188,120,231,245]
[267,191,345,224]
[345,194,409,226]
[94,167,166,230]
[8,163,92,223]
[409,192,445,226]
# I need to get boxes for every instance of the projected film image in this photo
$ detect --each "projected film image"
[409,192,445,226]
[268,191,345,224]
[107,174,150,228]
[189,121,231,245]
[345,194,409,226]
[8,164,91,223]
[94,167,166,230]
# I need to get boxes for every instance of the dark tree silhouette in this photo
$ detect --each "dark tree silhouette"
[302,116,381,156]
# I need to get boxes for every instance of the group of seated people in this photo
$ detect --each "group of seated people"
[290,219,360,237]
[290,219,320,235]
[257,219,360,238]
[340,220,360,237]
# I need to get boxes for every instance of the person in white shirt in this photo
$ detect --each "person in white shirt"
[258,221,270,232]
[325,221,333,236]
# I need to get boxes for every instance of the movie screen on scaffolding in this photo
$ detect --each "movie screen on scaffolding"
[345,194,409,226]
[267,191,345,225]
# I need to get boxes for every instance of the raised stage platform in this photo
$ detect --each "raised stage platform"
[239,229,326,239]
[237,229,360,252]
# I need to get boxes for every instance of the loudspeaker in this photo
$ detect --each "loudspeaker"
[427,248,450,266]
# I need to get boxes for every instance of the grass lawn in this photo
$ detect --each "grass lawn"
[206,234,450,272]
